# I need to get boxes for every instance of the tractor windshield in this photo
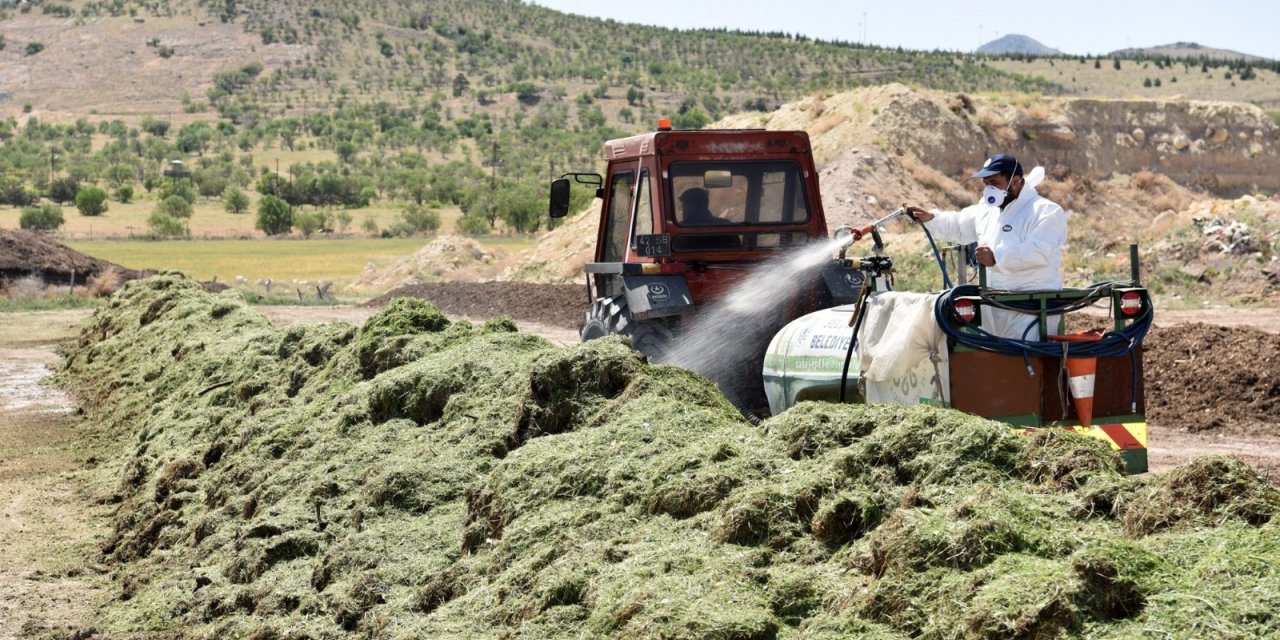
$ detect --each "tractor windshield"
[669,161,811,227]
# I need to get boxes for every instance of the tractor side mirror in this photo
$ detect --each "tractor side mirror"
[549,178,572,218]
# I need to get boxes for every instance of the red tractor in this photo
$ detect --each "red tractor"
[549,121,862,357]
[549,122,865,410]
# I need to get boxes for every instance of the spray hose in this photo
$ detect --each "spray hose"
[918,220,954,290]
[933,283,1153,359]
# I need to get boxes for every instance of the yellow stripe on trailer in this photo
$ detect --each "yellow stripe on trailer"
[1020,422,1147,450]
[1016,422,1148,474]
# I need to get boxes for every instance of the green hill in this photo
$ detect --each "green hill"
[2,0,1278,240]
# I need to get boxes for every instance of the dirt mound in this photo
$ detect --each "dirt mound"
[0,229,133,287]
[512,85,1280,290]
[1145,322,1280,435]
[55,275,1280,638]
[367,281,586,330]
[349,235,507,289]
[499,206,599,285]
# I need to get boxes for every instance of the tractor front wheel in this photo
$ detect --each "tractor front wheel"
[580,296,673,360]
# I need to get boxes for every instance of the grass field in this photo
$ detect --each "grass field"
[0,197,471,241]
[64,234,540,296]
[67,237,431,291]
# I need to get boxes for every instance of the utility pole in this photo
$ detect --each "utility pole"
[491,140,499,192]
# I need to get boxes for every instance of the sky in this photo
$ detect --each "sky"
[528,0,1280,60]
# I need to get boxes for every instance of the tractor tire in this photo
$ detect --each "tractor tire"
[580,296,673,360]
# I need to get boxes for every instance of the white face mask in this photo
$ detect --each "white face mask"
[982,184,1007,206]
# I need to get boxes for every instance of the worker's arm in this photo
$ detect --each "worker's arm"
[991,202,1067,272]
[907,205,980,245]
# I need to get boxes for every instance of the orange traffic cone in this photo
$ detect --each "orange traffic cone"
[1062,357,1097,428]
[1050,331,1105,428]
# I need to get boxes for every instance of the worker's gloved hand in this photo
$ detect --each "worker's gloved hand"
[905,206,933,223]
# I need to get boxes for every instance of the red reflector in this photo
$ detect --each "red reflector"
[953,299,977,323]
[1119,291,1143,316]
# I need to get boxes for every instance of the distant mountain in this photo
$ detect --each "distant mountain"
[977,34,1061,56]
[1110,42,1270,61]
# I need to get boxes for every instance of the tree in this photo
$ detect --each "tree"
[75,186,109,216]
[452,73,470,97]
[495,182,542,233]
[19,203,64,231]
[161,180,197,205]
[256,195,292,235]
[222,186,250,213]
[140,116,170,138]
[336,140,358,164]
[49,177,80,204]
[0,176,34,206]
[106,164,135,188]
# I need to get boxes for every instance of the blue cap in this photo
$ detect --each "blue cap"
[973,153,1023,179]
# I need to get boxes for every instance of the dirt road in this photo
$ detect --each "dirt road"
[0,309,107,639]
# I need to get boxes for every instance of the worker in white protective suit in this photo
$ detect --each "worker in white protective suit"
[906,153,1067,340]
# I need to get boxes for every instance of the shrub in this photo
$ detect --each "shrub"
[156,195,193,220]
[402,204,442,234]
[25,41,44,56]
[147,211,187,238]
[295,211,330,238]
[19,203,64,231]
[256,195,292,236]
[222,186,250,213]
[456,213,489,236]
[115,185,134,203]
[75,186,109,216]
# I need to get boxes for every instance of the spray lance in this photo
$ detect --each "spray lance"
[834,205,915,402]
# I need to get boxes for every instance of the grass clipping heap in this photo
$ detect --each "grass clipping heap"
[60,274,1280,639]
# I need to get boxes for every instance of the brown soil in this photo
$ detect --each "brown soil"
[367,281,588,331]
[0,310,108,639]
[1145,322,1280,436]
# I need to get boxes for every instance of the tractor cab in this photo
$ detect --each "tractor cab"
[550,123,860,360]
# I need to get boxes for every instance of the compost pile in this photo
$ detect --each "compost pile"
[1145,323,1280,435]
[60,275,1280,639]
[366,281,585,330]
[0,228,132,286]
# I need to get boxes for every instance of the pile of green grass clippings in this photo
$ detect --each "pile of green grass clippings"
[59,274,1280,639]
